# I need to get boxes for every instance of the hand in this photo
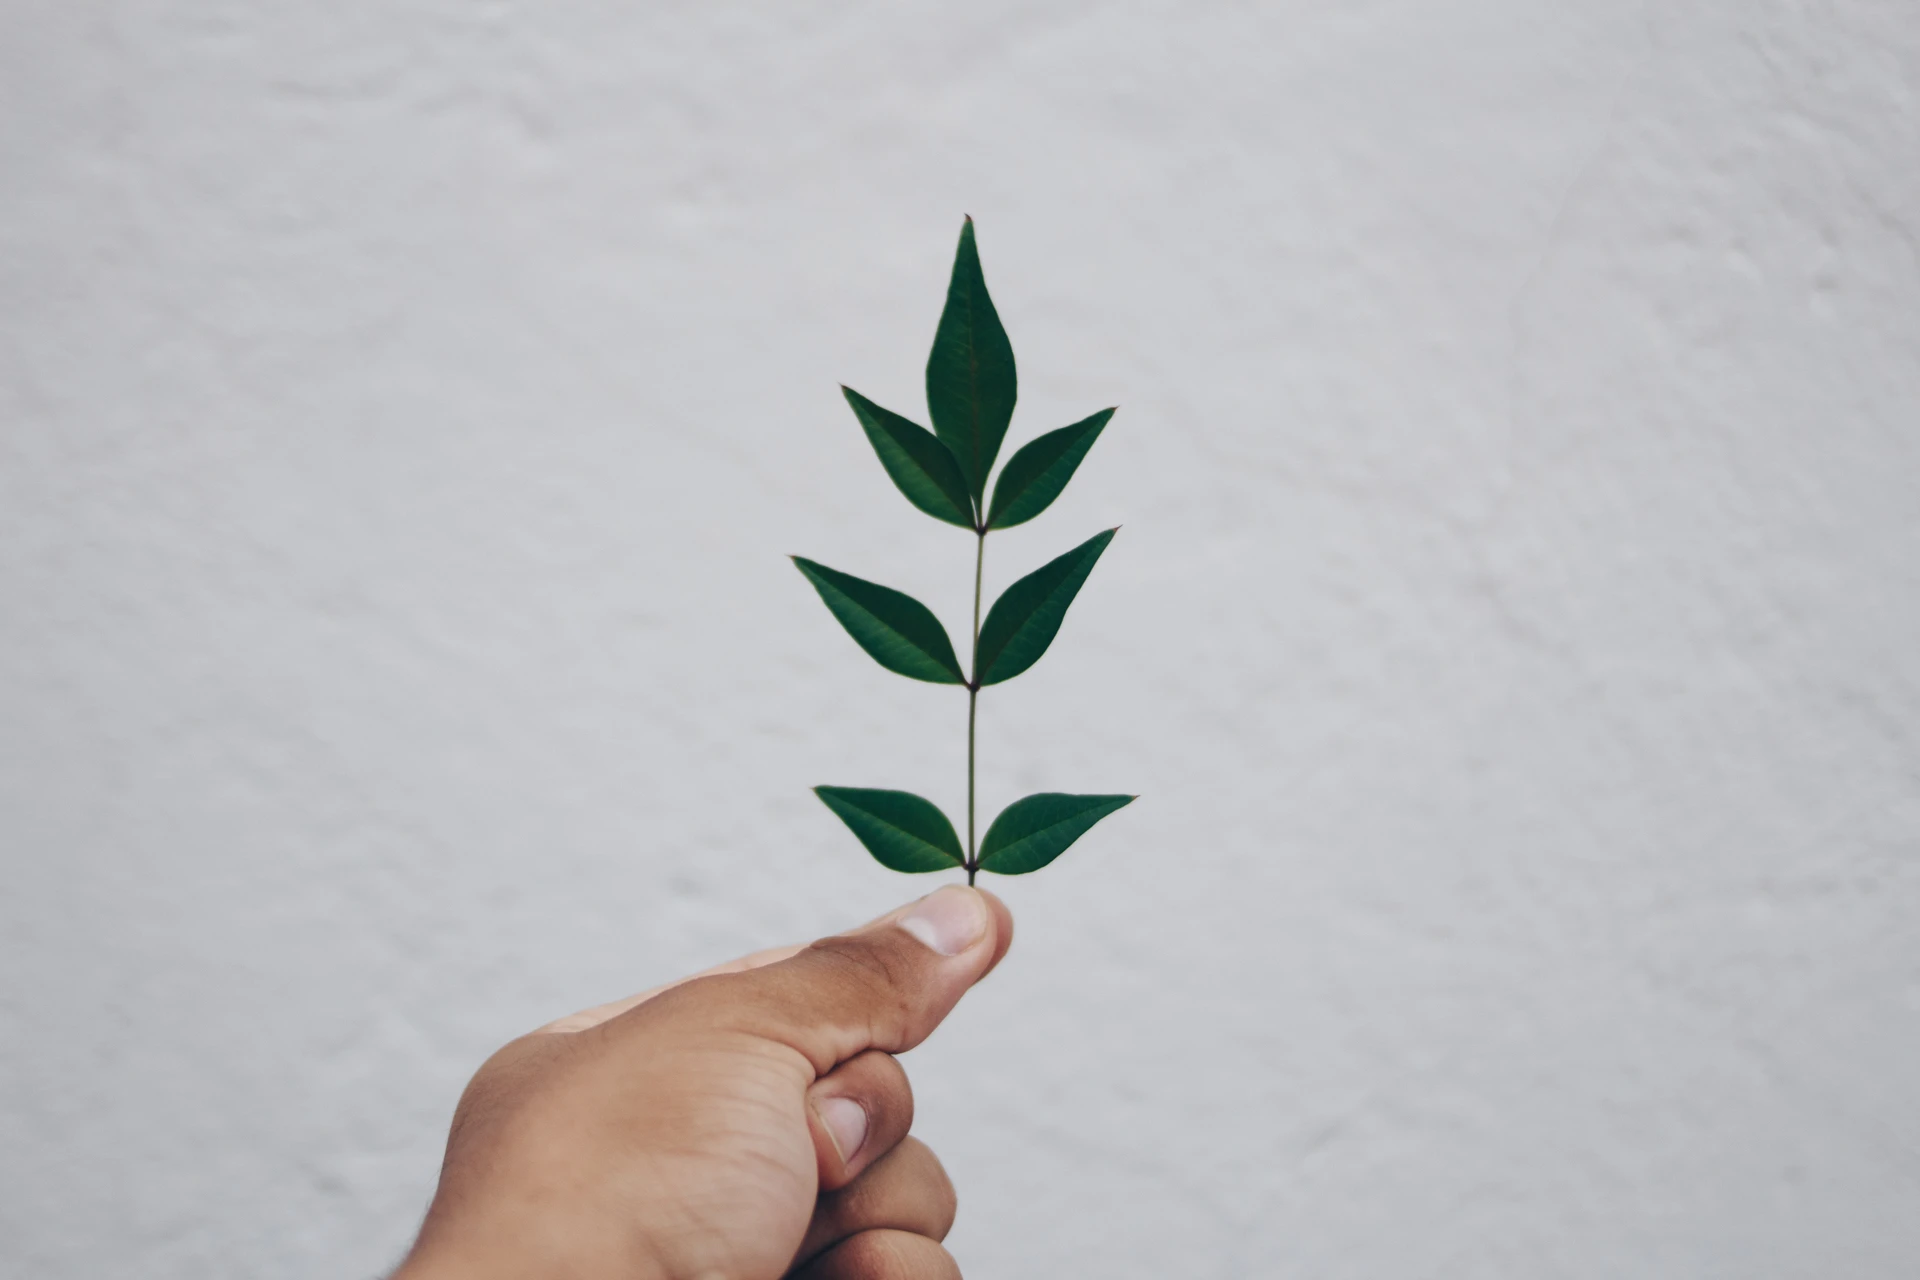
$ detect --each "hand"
[393,885,1014,1280]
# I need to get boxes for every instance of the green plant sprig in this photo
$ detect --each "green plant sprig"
[795,218,1133,884]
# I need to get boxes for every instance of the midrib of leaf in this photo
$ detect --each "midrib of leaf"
[965,284,985,512]
[992,808,1094,856]
[877,819,957,864]
[843,590,941,676]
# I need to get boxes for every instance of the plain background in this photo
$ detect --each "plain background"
[4,2,1917,1276]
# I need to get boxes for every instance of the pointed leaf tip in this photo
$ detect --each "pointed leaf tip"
[926,221,1016,508]
[816,786,965,873]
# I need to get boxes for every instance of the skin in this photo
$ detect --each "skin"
[393,885,1015,1280]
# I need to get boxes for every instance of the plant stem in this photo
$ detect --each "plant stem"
[966,686,977,885]
[966,526,985,884]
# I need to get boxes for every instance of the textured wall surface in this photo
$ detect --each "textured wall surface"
[4,2,1918,1276]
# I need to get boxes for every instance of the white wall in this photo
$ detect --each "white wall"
[4,2,1917,1276]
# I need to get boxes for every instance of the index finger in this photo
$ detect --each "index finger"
[535,943,806,1034]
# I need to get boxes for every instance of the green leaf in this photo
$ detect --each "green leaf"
[843,386,975,529]
[925,217,1017,508]
[978,792,1134,875]
[974,528,1116,685]
[815,786,966,872]
[793,557,966,684]
[986,408,1115,530]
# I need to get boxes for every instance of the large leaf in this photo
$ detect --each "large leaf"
[986,408,1114,530]
[974,528,1116,685]
[978,792,1134,875]
[843,386,975,529]
[815,786,966,872]
[924,217,1017,508]
[793,557,965,684]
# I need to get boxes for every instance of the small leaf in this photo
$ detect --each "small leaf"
[815,787,966,872]
[793,558,965,684]
[978,792,1134,875]
[843,386,975,529]
[974,528,1116,685]
[986,408,1115,530]
[925,217,1017,508]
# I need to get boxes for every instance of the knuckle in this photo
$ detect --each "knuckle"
[445,1034,555,1147]
[876,1053,916,1130]
[826,1229,933,1276]
[807,937,921,1027]
[811,935,913,992]
[905,1139,958,1238]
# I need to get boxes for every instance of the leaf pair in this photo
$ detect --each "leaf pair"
[793,528,1115,687]
[848,389,1116,533]
[845,219,1114,531]
[815,786,1133,876]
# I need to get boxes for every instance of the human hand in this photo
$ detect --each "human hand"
[392,885,1014,1279]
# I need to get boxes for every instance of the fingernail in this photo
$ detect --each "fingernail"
[896,886,988,957]
[816,1095,868,1163]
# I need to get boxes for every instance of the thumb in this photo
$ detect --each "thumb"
[679,886,1013,1076]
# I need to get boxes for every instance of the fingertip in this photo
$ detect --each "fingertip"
[808,1049,914,1191]
[814,1095,871,1174]
[977,886,1014,979]
[890,885,990,957]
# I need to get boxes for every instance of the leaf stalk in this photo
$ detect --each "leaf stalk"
[967,525,985,883]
